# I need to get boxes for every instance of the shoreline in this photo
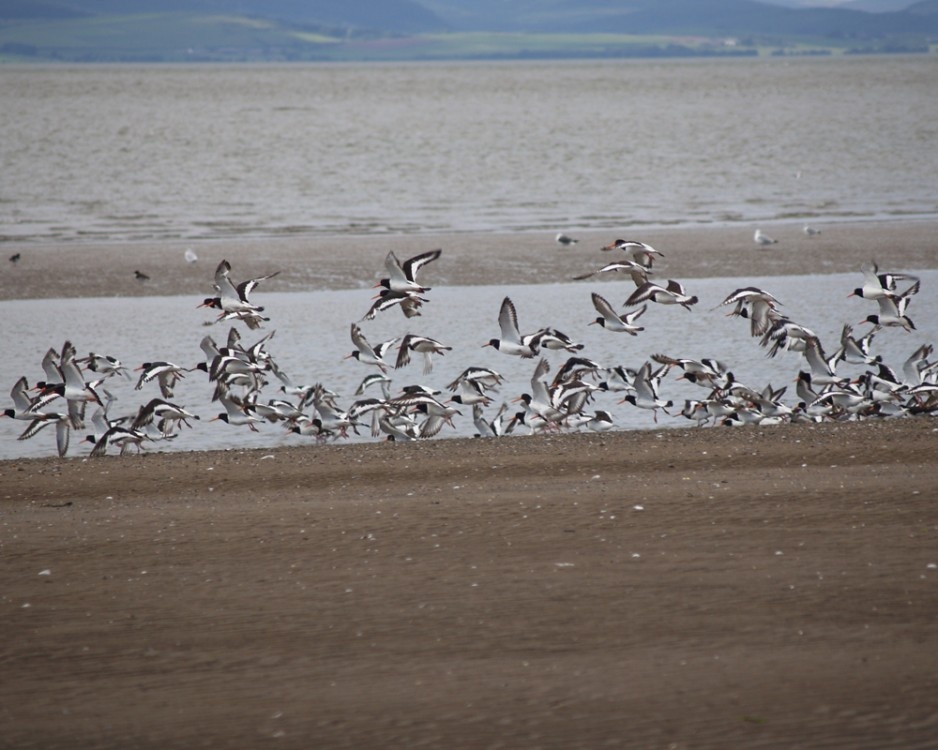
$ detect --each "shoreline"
[2,420,938,747]
[3,218,937,301]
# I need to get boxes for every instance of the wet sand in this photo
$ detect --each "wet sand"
[2,220,938,748]
[3,219,937,300]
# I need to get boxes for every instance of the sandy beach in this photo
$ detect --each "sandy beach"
[2,219,938,748]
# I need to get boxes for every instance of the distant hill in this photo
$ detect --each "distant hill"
[423,0,938,34]
[0,1,87,19]
[0,0,446,33]
[907,0,938,12]
[2,0,936,62]
[768,0,917,10]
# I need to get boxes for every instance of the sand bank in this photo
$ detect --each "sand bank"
[2,219,937,300]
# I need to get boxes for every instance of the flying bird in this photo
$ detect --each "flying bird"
[375,248,442,295]
[484,297,539,358]
[589,292,646,335]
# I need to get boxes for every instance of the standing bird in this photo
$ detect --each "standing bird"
[803,224,821,237]
[134,270,150,281]
[184,248,199,264]
[9,252,21,263]
[754,229,778,246]
[555,233,579,247]
[589,292,646,334]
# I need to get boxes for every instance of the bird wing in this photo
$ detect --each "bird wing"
[374,338,399,360]
[665,279,689,296]
[383,251,408,284]
[624,304,647,324]
[237,271,280,303]
[10,376,32,411]
[350,323,376,357]
[55,418,70,457]
[876,294,901,317]
[395,335,413,370]
[214,261,241,305]
[591,292,618,322]
[498,297,522,343]
[402,248,442,282]
[624,282,661,306]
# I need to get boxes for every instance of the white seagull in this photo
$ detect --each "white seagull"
[754,229,778,246]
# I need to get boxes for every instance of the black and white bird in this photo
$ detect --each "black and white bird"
[484,297,540,358]
[625,279,698,311]
[849,261,919,302]
[573,259,650,286]
[134,361,188,399]
[199,259,279,322]
[619,361,673,423]
[132,397,200,437]
[395,334,453,375]
[600,239,664,269]
[361,289,427,321]
[375,248,441,295]
[75,352,131,380]
[589,292,646,334]
[720,286,783,337]
[859,281,919,332]
[346,323,397,372]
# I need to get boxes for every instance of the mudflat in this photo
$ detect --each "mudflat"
[2,416,938,748]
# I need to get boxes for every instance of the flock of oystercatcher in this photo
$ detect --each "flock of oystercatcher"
[3,240,936,457]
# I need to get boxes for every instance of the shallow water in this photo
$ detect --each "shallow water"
[2,57,937,243]
[2,271,935,460]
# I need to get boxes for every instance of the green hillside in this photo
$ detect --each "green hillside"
[1,0,936,62]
